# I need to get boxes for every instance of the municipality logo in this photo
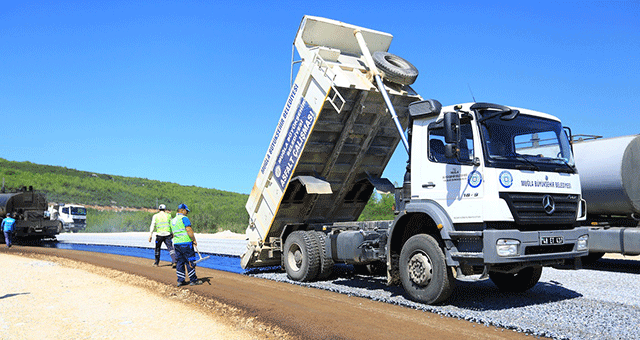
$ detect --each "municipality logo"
[468,170,482,188]
[499,171,513,188]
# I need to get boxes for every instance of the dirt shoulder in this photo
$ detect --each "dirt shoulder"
[0,251,288,340]
[1,245,538,340]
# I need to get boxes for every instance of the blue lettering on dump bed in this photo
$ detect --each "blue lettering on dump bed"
[261,84,299,174]
[273,98,316,191]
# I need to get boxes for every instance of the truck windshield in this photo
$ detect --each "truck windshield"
[71,207,87,215]
[479,114,575,172]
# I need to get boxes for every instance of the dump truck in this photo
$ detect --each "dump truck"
[48,203,87,233]
[572,134,640,261]
[0,186,62,241]
[241,16,589,304]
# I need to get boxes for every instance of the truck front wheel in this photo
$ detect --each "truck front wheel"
[399,234,454,304]
[283,231,320,282]
[489,266,542,292]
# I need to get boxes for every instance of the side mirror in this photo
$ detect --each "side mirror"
[443,112,459,144]
[443,111,459,158]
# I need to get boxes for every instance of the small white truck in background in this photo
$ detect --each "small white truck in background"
[48,203,87,233]
[241,16,589,304]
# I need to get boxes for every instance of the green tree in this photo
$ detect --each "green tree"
[358,191,395,221]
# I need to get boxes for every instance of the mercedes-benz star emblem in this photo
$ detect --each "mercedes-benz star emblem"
[542,195,555,215]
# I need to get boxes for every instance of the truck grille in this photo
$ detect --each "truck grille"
[73,219,86,224]
[499,192,579,226]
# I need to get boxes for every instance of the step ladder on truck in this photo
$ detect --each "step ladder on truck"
[241,15,590,304]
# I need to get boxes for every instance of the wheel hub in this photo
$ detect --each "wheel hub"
[408,252,433,286]
[287,246,303,271]
[293,250,302,267]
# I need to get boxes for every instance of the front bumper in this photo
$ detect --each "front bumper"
[482,227,590,264]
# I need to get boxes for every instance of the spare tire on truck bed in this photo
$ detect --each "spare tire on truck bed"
[373,51,419,85]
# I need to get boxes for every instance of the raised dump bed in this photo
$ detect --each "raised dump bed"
[242,16,422,268]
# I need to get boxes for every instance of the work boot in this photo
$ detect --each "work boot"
[153,262,159,267]
[177,281,188,287]
[189,280,203,286]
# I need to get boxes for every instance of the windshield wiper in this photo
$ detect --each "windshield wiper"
[554,159,576,174]
[508,154,540,171]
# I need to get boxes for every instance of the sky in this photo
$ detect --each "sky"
[1,1,638,195]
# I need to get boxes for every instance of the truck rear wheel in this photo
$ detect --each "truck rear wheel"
[283,231,320,282]
[489,266,542,292]
[399,234,454,304]
[312,231,334,280]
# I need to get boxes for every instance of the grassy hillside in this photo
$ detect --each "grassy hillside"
[0,158,394,234]
[0,158,249,233]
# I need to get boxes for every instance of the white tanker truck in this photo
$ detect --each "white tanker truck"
[573,134,640,261]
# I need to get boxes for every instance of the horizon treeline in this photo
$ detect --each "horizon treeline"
[0,158,249,233]
[1,158,395,233]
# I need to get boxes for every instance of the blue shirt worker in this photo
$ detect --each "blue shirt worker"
[170,204,202,286]
[148,204,177,268]
[2,213,16,248]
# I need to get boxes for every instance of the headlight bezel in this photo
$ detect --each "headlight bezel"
[496,239,520,257]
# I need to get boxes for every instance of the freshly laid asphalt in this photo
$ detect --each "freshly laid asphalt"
[56,231,247,256]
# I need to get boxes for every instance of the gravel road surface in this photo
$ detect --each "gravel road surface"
[42,232,640,339]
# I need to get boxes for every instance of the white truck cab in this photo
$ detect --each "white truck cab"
[411,102,583,224]
[48,203,87,233]
[399,101,588,272]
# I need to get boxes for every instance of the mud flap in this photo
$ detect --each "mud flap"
[240,243,257,269]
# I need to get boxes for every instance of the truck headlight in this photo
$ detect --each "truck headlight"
[496,239,520,257]
[577,234,588,251]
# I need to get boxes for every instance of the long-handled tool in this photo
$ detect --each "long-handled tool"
[193,245,210,265]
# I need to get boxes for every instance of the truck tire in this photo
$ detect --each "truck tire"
[283,231,320,282]
[372,51,419,85]
[399,234,454,304]
[313,231,334,280]
[489,266,543,292]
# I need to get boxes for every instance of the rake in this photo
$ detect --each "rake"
[193,245,211,265]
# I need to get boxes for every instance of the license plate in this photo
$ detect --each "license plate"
[541,236,564,245]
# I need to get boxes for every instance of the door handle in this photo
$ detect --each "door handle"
[422,182,436,188]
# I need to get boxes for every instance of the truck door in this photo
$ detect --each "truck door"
[418,118,484,222]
